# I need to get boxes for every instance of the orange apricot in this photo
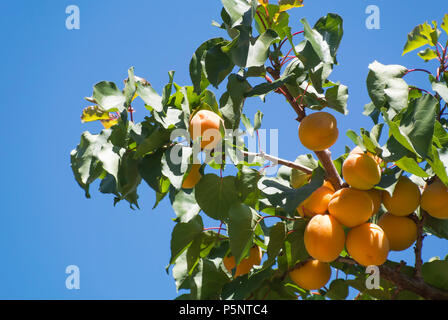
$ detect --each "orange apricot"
[378,213,417,251]
[298,112,339,151]
[181,164,202,189]
[349,146,382,165]
[382,177,421,217]
[224,246,263,277]
[297,186,334,218]
[421,179,448,219]
[342,151,381,190]
[328,188,374,228]
[289,260,331,291]
[366,189,382,215]
[304,214,345,263]
[346,223,389,266]
[189,110,224,150]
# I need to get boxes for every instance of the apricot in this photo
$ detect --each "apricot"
[346,223,389,266]
[189,110,224,150]
[366,189,382,215]
[297,186,334,218]
[298,112,339,151]
[289,260,331,291]
[223,245,263,277]
[378,213,417,251]
[421,179,448,219]
[328,188,374,228]
[304,214,345,262]
[383,177,421,216]
[342,151,381,190]
[323,180,335,192]
[349,146,382,165]
[181,164,202,189]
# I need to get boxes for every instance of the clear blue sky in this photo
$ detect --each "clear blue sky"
[0,0,447,299]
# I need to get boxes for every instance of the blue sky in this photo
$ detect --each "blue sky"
[0,0,447,299]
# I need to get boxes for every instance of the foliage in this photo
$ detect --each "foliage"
[70,0,448,300]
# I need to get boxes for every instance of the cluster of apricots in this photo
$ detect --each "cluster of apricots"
[182,109,448,290]
[289,111,448,291]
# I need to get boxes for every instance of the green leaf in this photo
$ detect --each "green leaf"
[136,82,163,112]
[92,81,126,113]
[190,258,230,299]
[367,61,408,115]
[170,215,204,265]
[123,67,137,107]
[222,267,274,300]
[433,121,448,148]
[431,81,448,104]
[395,157,429,177]
[417,48,438,61]
[70,130,125,198]
[254,110,263,131]
[138,150,165,193]
[403,21,440,55]
[427,146,448,186]
[424,214,448,240]
[221,0,256,27]
[228,203,260,264]
[202,41,235,88]
[190,38,226,94]
[283,219,309,267]
[170,189,201,223]
[325,279,349,300]
[195,174,240,221]
[219,74,252,129]
[300,18,333,65]
[161,146,192,189]
[442,14,448,36]
[278,0,303,12]
[114,153,142,208]
[313,13,343,58]
[266,221,287,265]
[399,94,438,158]
[325,83,349,115]
[422,259,448,291]
[245,72,295,97]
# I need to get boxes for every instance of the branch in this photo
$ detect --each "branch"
[336,257,448,300]
[266,67,306,121]
[241,150,313,175]
[410,211,426,278]
[266,67,344,190]
[315,150,344,190]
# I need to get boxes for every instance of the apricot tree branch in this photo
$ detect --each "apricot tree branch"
[410,211,427,278]
[266,67,344,190]
[241,150,313,175]
[336,257,448,300]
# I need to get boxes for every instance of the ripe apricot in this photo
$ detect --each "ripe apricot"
[328,188,374,228]
[378,213,417,251]
[342,151,381,190]
[349,146,382,165]
[298,112,339,151]
[189,110,224,150]
[223,245,263,277]
[297,186,334,218]
[181,164,202,189]
[289,260,331,291]
[366,189,382,215]
[323,180,335,192]
[383,177,421,216]
[304,214,345,262]
[421,179,448,219]
[346,223,389,266]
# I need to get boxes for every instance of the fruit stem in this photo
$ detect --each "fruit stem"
[403,68,432,76]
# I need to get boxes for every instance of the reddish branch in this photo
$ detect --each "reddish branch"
[336,257,448,300]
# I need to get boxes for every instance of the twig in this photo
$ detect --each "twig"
[241,150,313,174]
